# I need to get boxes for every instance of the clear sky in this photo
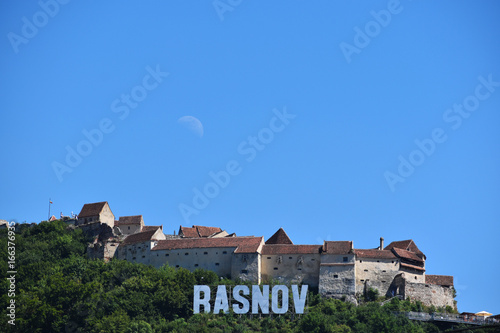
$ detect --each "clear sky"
[1,1,499,314]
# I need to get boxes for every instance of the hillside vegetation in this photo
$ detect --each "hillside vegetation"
[0,221,487,332]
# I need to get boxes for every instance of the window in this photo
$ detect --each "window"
[274,267,278,270]
[132,257,136,260]
[311,259,315,261]
[377,260,380,262]
[204,252,208,255]
[185,253,189,256]
[165,253,169,256]
[128,226,130,230]
[415,276,417,280]
[194,264,199,267]
[241,270,248,274]
[215,263,220,266]
[360,260,363,263]
[142,255,145,258]
[334,275,339,279]
[343,257,348,262]
[382,270,386,273]
[392,261,394,263]
[223,251,227,254]
[175,265,179,268]
[156,254,158,256]
[382,280,386,283]
[289,257,293,259]
[267,257,271,259]
[361,279,365,282]
[364,269,368,272]
[298,268,302,271]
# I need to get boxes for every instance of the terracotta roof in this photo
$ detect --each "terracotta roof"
[179,226,199,238]
[78,202,107,218]
[122,228,162,245]
[116,215,143,225]
[426,275,453,286]
[142,225,162,232]
[178,225,223,238]
[152,236,263,253]
[392,247,424,263]
[385,240,424,257]
[322,241,352,254]
[354,249,396,259]
[400,262,425,272]
[261,245,321,255]
[265,228,293,245]
[195,225,223,237]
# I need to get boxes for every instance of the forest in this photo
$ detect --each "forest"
[0,220,494,332]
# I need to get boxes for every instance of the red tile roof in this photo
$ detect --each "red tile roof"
[195,225,223,237]
[265,228,293,245]
[322,241,352,254]
[354,249,396,259]
[78,202,108,218]
[426,275,453,286]
[122,228,162,245]
[261,245,321,255]
[152,236,264,253]
[178,225,223,238]
[116,215,143,225]
[385,240,424,257]
[392,247,424,263]
[142,225,162,232]
[400,262,425,272]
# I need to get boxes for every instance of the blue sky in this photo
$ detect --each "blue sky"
[1,1,499,314]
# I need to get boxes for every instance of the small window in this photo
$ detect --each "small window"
[360,260,363,263]
[215,263,220,266]
[132,257,136,260]
[334,275,339,279]
[185,253,189,256]
[241,270,248,274]
[175,265,179,268]
[364,269,368,272]
[156,254,158,256]
[165,253,169,256]
[128,226,130,230]
[382,270,386,273]
[142,255,145,258]
[415,276,417,280]
[267,257,271,259]
[343,257,348,262]
[223,251,227,254]
[377,260,380,262]
[289,257,293,259]
[361,279,365,282]
[382,280,386,283]
[194,264,199,267]
[204,252,208,255]
[273,267,278,270]
[311,259,315,261]
[392,261,394,263]
[216,252,218,254]
[298,268,302,271]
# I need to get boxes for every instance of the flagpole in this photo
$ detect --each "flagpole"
[48,198,51,221]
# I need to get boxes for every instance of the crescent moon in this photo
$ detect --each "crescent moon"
[177,116,204,138]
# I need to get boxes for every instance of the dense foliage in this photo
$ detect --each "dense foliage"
[0,221,494,332]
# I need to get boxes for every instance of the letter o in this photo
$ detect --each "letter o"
[131,85,147,102]
[365,20,381,38]
[76,140,93,157]
[204,182,220,199]
[258,128,274,144]
[463,95,479,112]
[33,11,49,27]
[409,149,425,166]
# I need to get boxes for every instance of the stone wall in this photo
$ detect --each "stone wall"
[319,253,356,298]
[231,253,260,284]
[355,258,399,297]
[99,204,115,227]
[261,253,320,288]
[150,247,236,277]
[117,241,154,265]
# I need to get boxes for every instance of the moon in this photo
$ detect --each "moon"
[177,116,204,138]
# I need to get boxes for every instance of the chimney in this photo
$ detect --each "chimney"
[380,237,384,250]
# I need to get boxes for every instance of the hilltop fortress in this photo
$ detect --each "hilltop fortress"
[75,201,455,309]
